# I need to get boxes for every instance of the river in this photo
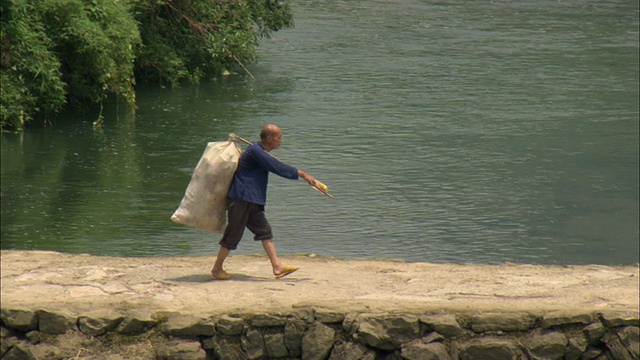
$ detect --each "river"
[1,0,638,264]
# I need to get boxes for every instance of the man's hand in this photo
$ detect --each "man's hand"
[298,170,315,186]
[299,170,334,198]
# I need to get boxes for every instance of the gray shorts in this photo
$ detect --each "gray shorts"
[219,199,273,250]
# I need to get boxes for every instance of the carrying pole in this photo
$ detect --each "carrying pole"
[229,133,252,145]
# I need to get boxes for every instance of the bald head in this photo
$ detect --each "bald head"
[260,124,281,140]
[260,124,283,152]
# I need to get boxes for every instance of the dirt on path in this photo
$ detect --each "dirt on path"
[1,250,638,317]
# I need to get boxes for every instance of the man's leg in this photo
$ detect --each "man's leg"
[247,206,299,279]
[262,240,284,275]
[212,200,249,280]
[212,246,232,280]
[262,240,299,278]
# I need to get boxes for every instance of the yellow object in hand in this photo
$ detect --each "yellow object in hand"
[315,180,328,192]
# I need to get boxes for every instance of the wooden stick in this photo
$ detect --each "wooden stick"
[229,133,252,145]
[313,186,335,199]
[232,55,256,80]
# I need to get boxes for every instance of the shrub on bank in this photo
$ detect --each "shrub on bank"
[134,0,293,85]
[1,0,139,130]
[0,0,293,131]
[1,0,68,130]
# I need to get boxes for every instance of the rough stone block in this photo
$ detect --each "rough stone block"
[250,313,287,327]
[602,335,632,360]
[2,340,38,360]
[523,329,568,359]
[1,335,18,358]
[264,330,288,358]
[0,309,38,332]
[207,335,246,360]
[154,340,207,360]
[160,314,215,337]
[584,322,607,345]
[241,327,266,360]
[420,314,464,338]
[285,318,307,358]
[581,347,604,360]
[402,339,452,360]
[118,311,157,335]
[565,332,588,360]
[302,322,336,360]
[2,341,34,360]
[423,331,445,343]
[328,341,372,360]
[37,310,75,335]
[1,326,13,339]
[316,311,345,324]
[290,308,315,325]
[600,311,640,327]
[468,313,536,333]
[77,311,123,337]
[201,337,215,350]
[216,315,245,336]
[341,312,359,335]
[602,327,638,360]
[24,331,39,342]
[458,337,522,360]
[617,326,639,358]
[354,314,420,350]
[541,312,593,328]
[28,344,61,360]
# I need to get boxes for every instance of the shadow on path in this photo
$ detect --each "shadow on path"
[164,273,271,283]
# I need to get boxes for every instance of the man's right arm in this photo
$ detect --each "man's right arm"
[251,145,299,179]
[297,170,315,186]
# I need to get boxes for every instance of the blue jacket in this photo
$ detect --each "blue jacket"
[227,142,299,206]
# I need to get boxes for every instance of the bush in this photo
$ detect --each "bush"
[41,0,140,105]
[1,0,66,130]
[133,0,293,85]
[0,0,293,131]
[1,0,139,130]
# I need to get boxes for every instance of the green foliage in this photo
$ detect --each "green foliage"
[1,0,66,130]
[40,0,140,105]
[1,0,139,131]
[0,0,140,129]
[133,0,293,85]
[249,0,294,38]
[0,0,294,130]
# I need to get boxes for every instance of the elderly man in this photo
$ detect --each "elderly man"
[211,124,316,280]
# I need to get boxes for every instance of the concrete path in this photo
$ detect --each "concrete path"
[1,250,638,318]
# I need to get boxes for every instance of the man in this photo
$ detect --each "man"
[211,124,317,280]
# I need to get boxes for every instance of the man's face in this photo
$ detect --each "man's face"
[268,131,282,150]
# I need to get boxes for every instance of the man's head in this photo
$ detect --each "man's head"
[260,124,283,151]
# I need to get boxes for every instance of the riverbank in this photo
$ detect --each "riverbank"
[1,250,638,359]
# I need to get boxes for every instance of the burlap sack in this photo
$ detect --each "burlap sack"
[171,140,242,233]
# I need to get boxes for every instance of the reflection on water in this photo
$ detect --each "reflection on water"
[1,0,638,264]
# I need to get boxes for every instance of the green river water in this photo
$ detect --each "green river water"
[1,0,638,264]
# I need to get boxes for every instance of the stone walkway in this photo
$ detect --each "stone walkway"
[1,251,639,359]
[1,250,638,317]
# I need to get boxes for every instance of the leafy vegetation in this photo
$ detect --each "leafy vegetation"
[0,0,293,131]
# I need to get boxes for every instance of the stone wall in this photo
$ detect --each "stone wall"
[1,307,638,360]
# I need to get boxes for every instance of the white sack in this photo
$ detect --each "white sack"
[171,140,242,233]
